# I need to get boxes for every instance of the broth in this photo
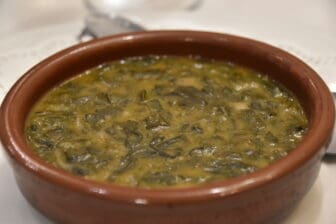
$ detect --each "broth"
[25,56,308,188]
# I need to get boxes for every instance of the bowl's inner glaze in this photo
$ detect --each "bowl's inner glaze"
[17,35,316,134]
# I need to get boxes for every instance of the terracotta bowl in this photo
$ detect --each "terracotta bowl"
[0,31,334,224]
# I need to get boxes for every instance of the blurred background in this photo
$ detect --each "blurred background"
[1,0,335,100]
[0,0,335,38]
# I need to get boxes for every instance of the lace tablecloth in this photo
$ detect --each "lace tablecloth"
[0,0,335,223]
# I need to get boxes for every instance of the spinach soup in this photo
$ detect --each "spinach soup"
[25,56,308,188]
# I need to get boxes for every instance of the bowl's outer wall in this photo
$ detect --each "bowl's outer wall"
[0,31,334,224]
[12,149,322,224]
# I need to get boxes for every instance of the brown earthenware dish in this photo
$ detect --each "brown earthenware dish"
[0,31,334,224]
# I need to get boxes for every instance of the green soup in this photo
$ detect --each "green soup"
[25,56,308,188]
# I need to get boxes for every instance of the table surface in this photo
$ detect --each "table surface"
[0,1,335,223]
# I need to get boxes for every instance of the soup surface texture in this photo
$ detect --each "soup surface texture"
[25,56,308,188]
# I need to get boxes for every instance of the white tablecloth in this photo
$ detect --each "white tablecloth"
[0,1,335,223]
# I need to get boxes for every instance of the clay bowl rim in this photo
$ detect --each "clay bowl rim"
[0,30,334,205]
